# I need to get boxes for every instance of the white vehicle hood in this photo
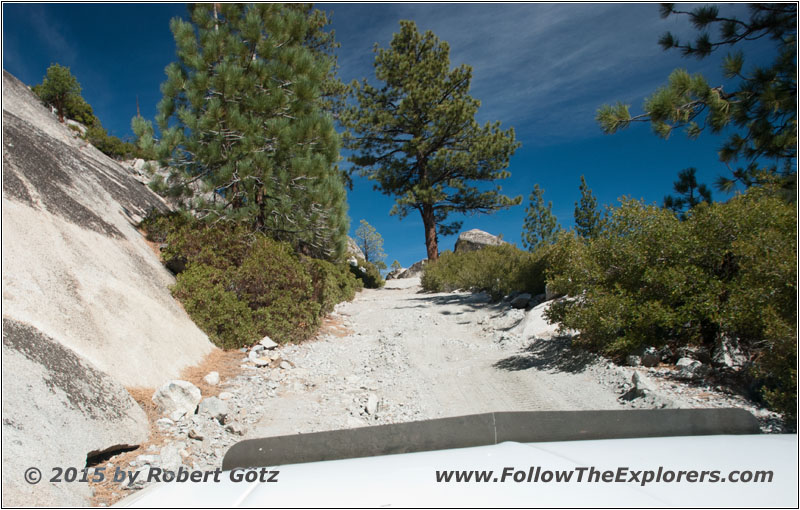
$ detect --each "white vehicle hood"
[117,434,797,507]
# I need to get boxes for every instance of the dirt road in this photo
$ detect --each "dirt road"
[248,278,629,438]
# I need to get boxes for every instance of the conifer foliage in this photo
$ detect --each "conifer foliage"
[343,21,521,261]
[354,219,387,268]
[522,184,561,252]
[663,167,712,219]
[34,63,82,123]
[597,3,796,192]
[574,175,603,239]
[134,4,348,259]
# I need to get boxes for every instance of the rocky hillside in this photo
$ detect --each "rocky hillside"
[1,69,214,506]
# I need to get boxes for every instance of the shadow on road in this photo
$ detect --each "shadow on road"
[395,291,508,314]
[493,336,596,374]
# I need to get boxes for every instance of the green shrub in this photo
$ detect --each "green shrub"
[304,257,360,314]
[545,187,796,421]
[350,258,385,289]
[421,244,548,300]
[231,237,321,344]
[162,223,252,272]
[63,93,98,127]
[84,124,144,160]
[140,213,357,349]
[139,209,191,243]
[546,201,690,353]
[171,263,258,349]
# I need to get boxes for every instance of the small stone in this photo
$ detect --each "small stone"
[510,293,532,309]
[156,418,174,430]
[248,349,264,363]
[632,372,657,397]
[253,357,270,367]
[641,347,660,367]
[280,361,291,370]
[170,410,187,422]
[225,423,245,436]
[365,393,379,415]
[260,336,278,349]
[188,429,204,441]
[218,392,234,400]
[203,372,220,386]
[198,396,228,423]
[159,443,184,472]
[627,355,642,367]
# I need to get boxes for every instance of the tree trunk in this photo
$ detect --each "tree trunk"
[421,204,438,261]
[255,184,266,230]
[231,181,242,210]
[56,98,64,123]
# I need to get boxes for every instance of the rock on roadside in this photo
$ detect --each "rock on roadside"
[396,260,427,279]
[198,397,228,424]
[510,293,532,309]
[676,358,709,379]
[152,381,202,421]
[203,371,220,386]
[453,229,508,253]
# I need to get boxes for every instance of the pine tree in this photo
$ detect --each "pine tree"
[354,219,387,268]
[597,3,796,192]
[574,175,603,239]
[663,167,712,219]
[134,4,348,259]
[522,184,561,252]
[390,260,402,271]
[342,21,521,261]
[35,64,81,123]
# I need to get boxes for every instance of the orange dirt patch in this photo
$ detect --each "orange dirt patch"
[319,314,352,338]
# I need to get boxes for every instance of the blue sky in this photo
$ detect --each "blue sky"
[2,3,778,267]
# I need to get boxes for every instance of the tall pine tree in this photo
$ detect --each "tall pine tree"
[522,184,561,252]
[574,175,603,239]
[134,4,348,259]
[342,21,521,261]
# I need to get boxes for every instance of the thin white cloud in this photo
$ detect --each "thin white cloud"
[329,3,733,145]
[24,5,79,64]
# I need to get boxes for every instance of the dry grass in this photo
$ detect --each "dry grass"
[180,347,246,398]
